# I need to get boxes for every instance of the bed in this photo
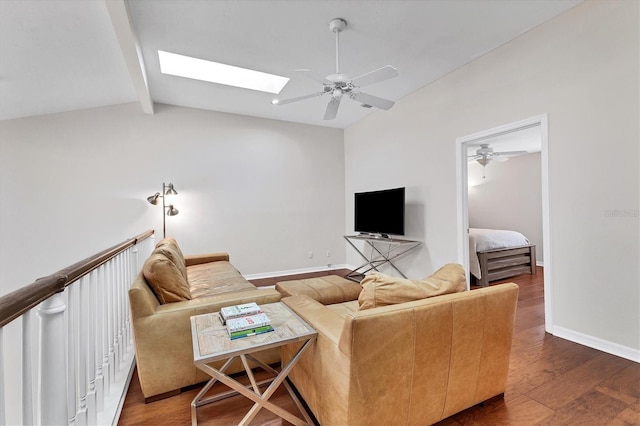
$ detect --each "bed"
[469,228,536,287]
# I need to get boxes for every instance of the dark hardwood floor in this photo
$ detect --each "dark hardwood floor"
[119,267,639,425]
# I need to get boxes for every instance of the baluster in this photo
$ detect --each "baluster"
[76,277,89,425]
[108,260,116,385]
[124,248,133,351]
[119,252,126,362]
[127,246,137,349]
[112,255,120,373]
[39,292,68,425]
[115,253,123,365]
[22,311,34,425]
[95,264,105,412]
[86,271,97,425]
[121,251,128,359]
[67,286,78,425]
[103,261,112,394]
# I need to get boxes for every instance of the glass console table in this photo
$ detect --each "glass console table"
[344,234,421,282]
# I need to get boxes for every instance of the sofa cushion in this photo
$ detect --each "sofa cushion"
[154,238,187,279]
[143,253,192,304]
[156,236,184,257]
[358,263,466,310]
[275,275,362,305]
[187,261,256,298]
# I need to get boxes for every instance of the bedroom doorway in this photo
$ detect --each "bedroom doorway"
[456,115,552,332]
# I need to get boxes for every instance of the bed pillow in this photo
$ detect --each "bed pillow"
[143,253,192,304]
[358,263,466,310]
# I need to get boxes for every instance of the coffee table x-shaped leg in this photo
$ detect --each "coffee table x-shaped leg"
[191,337,315,426]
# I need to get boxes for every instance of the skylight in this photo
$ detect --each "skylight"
[158,50,289,94]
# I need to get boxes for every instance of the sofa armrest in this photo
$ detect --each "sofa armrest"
[282,295,344,346]
[184,252,230,266]
[129,286,281,399]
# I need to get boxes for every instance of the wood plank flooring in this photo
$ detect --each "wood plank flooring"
[119,267,639,425]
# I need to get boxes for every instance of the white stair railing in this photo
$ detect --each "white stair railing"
[0,231,155,426]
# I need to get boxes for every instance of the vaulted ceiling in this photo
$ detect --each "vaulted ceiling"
[0,0,581,128]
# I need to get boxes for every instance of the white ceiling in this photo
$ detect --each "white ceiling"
[0,0,582,128]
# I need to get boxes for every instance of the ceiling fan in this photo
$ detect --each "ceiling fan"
[271,18,399,120]
[468,144,528,165]
[468,144,528,178]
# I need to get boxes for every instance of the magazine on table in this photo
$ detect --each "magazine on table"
[218,303,275,339]
[228,324,275,340]
[218,302,263,325]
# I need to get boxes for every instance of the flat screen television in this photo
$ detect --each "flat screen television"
[354,187,405,237]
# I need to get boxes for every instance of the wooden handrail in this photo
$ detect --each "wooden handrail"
[0,230,154,328]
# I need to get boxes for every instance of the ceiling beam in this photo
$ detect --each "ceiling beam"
[104,0,154,114]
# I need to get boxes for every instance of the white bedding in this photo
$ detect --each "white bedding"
[469,228,530,279]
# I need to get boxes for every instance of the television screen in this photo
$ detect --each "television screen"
[354,187,405,236]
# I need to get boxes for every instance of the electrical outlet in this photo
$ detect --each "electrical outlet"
[308,251,313,259]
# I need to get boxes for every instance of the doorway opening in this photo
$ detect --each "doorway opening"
[456,115,552,332]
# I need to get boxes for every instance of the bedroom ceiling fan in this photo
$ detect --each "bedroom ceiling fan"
[468,144,528,178]
[271,18,399,120]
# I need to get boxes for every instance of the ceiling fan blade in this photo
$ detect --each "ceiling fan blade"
[351,65,399,88]
[272,91,325,106]
[495,150,528,156]
[295,69,332,85]
[323,96,342,120]
[350,91,395,110]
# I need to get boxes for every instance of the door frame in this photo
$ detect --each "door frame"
[455,114,552,332]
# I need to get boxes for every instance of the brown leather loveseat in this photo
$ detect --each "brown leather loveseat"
[128,237,281,401]
[281,265,518,425]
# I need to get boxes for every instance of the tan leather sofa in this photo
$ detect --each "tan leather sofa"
[281,271,518,425]
[129,237,281,401]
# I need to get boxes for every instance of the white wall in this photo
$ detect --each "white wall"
[468,152,543,262]
[345,0,639,357]
[0,102,346,297]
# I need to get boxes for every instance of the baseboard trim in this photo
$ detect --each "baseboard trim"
[98,344,136,426]
[552,326,640,363]
[243,264,350,281]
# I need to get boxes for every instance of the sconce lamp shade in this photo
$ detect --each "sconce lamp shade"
[167,205,179,216]
[147,192,160,205]
[146,182,179,238]
[165,183,178,195]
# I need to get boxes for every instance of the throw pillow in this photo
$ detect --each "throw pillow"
[156,237,184,258]
[153,242,187,280]
[143,252,192,304]
[358,263,466,310]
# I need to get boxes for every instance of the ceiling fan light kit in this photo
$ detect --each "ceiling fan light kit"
[272,18,399,120]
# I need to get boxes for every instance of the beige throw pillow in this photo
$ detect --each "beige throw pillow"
[143,253,192,304]
[358,263,466,310]
[153,240,187,280]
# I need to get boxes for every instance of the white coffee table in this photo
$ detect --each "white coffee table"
[190,302,317,426]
